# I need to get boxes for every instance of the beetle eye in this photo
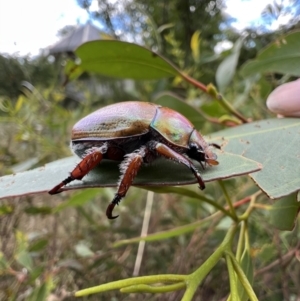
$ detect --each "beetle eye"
[189,143,198,152]
[188,143,206,162]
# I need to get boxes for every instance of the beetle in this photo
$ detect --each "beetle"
[49,101,219,219]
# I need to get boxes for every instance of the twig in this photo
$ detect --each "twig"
[255,244,300,276]
[133,191,154,276]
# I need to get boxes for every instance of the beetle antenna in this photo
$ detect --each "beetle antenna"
[209,143,221,149]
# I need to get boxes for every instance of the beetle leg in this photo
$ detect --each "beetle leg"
[154,142,206,190]
[49,145,107,195]
[106,148,145,219]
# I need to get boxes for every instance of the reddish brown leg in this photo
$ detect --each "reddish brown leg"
[106,150,144,219]
[154,142,206,190]
[49,148,105,195]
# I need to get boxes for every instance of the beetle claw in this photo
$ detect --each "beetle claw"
[106,203,119,219]
[106,194,122,219]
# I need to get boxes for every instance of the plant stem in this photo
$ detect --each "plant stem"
[200,195,237,220]
[179,74,248,123]
[113,212,220,247]
[180,72,208,93]
[75,274,186,297]
[216,93,249,123]
[236,221,246,261]
[133,191,154,276]
[218,180,238,221]
[120,282,185,293]
[226,252,258,301]
[225,253,239,301]
[182,225,238,301]
[238,191,261,221]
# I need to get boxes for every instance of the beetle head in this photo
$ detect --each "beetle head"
[188,130,219,167]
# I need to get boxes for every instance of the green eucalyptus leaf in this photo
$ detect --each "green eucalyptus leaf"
[77,206,98,225]
[191,30,201,62]
[57,259,83,271]
[113,217,211,247]
[0,151,260,199]
[241,31,300,77]
[142,186,206,200]
[75,243,95,257]
[0,205,14,215]
[0,252,9,269]
[75,40,179,79]
[201,99,227,117]
[15,250,33,271]
[28,283,48,301]
[64,59,84,83]
[28,239,48,252]
[24,206,52,215]
[216,38,243,92]
[257,244,277,264]
[211,118,300,199]
[15,230,28,252]
[237,249,254,301]
[269,193,300,230]
[54,189,102,212]
[29,266,44,283]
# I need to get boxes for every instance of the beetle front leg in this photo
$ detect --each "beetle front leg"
[106,148,145,219]
[154,142,206,190]
[49,145,107,195]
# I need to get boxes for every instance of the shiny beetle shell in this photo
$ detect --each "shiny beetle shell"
[49,101,219,219]
[72,102,157,140]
